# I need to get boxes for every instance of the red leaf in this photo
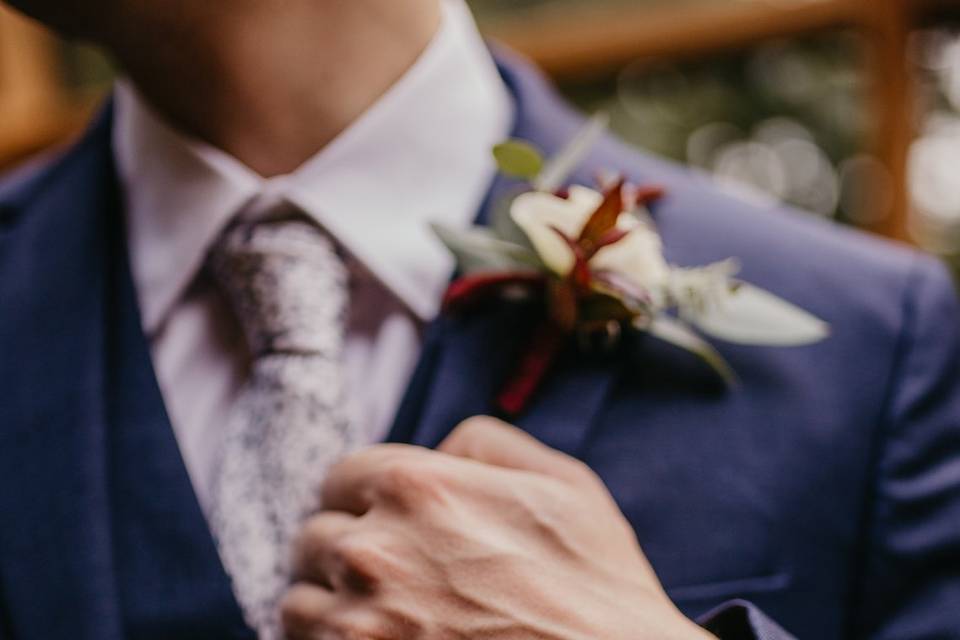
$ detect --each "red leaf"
[550,227,592,290]
[496,321,567,417]
[548,279,579,331]
[622,183,666,212]
[592,226,631,254]
[578,179,624,247]
[443,272,546,313]
[635,184,666,205]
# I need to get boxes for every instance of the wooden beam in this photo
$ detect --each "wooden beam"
[859,0,915,242]
[0,14,103,168]
[0,101,96,171]
[485,0,863,80]
[912,0,960,20]
[485,0,923,245]
[0,5,79,168]
[0,6,65,114]
[0,0,929,244]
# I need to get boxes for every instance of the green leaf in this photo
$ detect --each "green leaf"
[688,282,830,346]
[431,223,543,275]
[493,140,545,180]
[534,112,610,193]
[645,316,738,386]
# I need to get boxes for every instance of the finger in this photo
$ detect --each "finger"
[279,582,338,639]
[281,584,397,640]
[321,444,428,514]
[438,416,594,484]
[291,511,358,588]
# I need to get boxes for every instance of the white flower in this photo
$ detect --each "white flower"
[510,186,670,292]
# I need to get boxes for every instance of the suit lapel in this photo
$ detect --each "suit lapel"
[389,49,696,453]
[389,301,539,448]
[388,306,623,456]
[0,114,126,639]
[106,196,252,639]
[388,65,626,453]
[0,48,688,639]
[0,57,620,637]
[0,110,250,639]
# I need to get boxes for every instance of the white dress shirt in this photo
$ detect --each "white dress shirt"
[113,0,513,512]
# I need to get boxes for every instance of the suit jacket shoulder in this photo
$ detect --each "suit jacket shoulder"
[0,112,117,323]
[498,48,960,638]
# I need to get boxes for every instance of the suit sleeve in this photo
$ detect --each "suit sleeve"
[695,256,960,640]
[697,600,796,640]
[850,256,960,638]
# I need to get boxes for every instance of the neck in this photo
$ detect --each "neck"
[108,0,442,177]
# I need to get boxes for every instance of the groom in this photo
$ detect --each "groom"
[1,0,959,638]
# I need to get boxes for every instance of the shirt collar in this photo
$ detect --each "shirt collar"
[114,0,514,335]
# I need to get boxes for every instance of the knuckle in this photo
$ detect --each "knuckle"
[337,536,382,573]
[301,513,338,541]
[360,444,421,465]
[279,585,322,634]
[337,620,385,640]
[376,459,446,507]
[325,445,417,485]
[315,607,393,640]
[565,456,601,485]
[294,516,341,572]
[448,416,499,451]
[457,415,497,437]
[334,535,390,588]
[380,601,427,638]
[325,449,373,484]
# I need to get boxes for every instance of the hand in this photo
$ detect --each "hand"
[281,416,714,640]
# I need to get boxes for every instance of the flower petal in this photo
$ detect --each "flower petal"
[590,217,670,291]
[689,282,830,346]
[645,316,738,386]
[511,187,603,275]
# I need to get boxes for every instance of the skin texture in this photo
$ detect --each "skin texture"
[4,0,441,176]
[282,418,714,640]
[3,2,713,636]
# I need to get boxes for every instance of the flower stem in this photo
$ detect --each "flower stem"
[496,321,568,417]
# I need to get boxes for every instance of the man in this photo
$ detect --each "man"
[0,0,958,638]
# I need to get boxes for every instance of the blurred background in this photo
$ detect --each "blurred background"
[3,0,960,268]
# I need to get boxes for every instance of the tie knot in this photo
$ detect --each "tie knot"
[208,217,348,357]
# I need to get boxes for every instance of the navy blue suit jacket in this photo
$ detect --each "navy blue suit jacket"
[1,51,959,639]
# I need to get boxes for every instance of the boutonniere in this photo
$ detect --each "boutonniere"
[433,115,829,417]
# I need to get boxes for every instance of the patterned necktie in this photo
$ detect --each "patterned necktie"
[207,215,353,639]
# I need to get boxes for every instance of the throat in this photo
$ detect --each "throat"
[112,0,442,177]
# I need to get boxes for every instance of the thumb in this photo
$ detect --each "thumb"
[437,416,592,484]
